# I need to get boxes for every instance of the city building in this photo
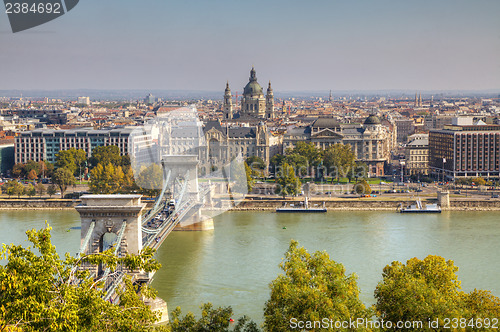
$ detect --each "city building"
[395,119,415,143]
[15,128,133,164]
[404,134,429,176]
[283,115,393,176]
[224,67,275,120]
[429,117,500,180]
[77,97,91,106]
[200,120,275,175]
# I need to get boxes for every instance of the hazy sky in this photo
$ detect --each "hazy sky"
[1,0,499,92]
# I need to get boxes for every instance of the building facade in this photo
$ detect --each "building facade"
[200,120,273,175]
[15,128,132,164]
[404,134,429,176]
[283,115,393,176]
[429,118,500,179]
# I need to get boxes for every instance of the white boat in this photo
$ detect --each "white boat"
[399,198,441,213]
[276,197,327,213]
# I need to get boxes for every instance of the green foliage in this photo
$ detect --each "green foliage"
[374,255,500,330]
[245,162,255,192]
[283,153,308,176]
[47,184,57,198]
[270,154,285,168]
[354,179,371,194]
[288,142,323,167]
[0,225,162,331]
[323,143,356,181]
[169,303,259,332]
[264,240,372,331]
[275,162,301,198]
[89,163,128,194]
[55,148,86,175]
[246,156,266,172]
[90,145,123,168]
[137,164,163,197]
[2,180,25,198]
[11,161,51,179]
[25,183,36,198]
[455,177,487,187]
[51,168,75,197]
[36,182,45,198]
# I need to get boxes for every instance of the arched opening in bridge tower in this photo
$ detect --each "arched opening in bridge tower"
[98,228,117,276]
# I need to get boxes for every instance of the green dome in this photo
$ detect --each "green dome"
[243,66,263,96]
[244,81,263,95]
[364,115,381,125]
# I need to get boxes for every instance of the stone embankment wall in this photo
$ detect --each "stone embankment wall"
[231,198,500,211]
[0,199,79,209]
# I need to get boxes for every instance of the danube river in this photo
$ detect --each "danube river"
[1,210,500,322]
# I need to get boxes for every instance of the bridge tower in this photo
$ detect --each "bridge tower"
[161,155,214,230]
[76,195,146,262]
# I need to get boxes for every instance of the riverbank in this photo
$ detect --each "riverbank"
[1,197,500,211]
[0,199,80,209]
[230,197,500,211]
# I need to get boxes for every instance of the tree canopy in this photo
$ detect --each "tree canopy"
[0,225,162,331]
[90,146,123,168]
[264,240,372,331]
[323,143,356,181]
[55,148,87,176]
[274,162,301,198]
[375,255,500,330]
[51,168,75,197]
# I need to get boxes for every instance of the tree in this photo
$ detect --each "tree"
[354,179,371,195]
[27,169,38,181]
[275,162,301,198]
[284,154,308,177]
[47,184,57,198]
[55,149,78,175]
[288,142,323,168]
[52,168,75,197]
[170,303,259,332]
[374,255,500,330]
[471,177,486,186]
[263,240,372,331]
[2,180,24,198]
[11,163,24,178]
[246,156,266,177]
[270,154,285,175]
[90,145,122,168]
[90,163,126,194]
[25,184,36,198]
[36,182,45,198]
[24,160,41,176]
[55,148,87,176]
[136,164,163,197]
[323,143,356,182]
[245,162,255,192]
[14,182,24,198]
[0,225,162,331]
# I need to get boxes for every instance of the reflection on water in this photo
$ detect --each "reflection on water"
[1,210,499,323]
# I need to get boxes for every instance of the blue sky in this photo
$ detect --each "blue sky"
[1,0,499,91]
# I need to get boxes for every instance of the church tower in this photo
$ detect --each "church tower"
[223,81,233,120]
[241,66,266,118]
[265,81,275,120]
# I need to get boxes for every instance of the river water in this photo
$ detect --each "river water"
[1,210,499,322]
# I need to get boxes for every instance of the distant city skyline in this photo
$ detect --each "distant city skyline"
[1,0,499,91]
